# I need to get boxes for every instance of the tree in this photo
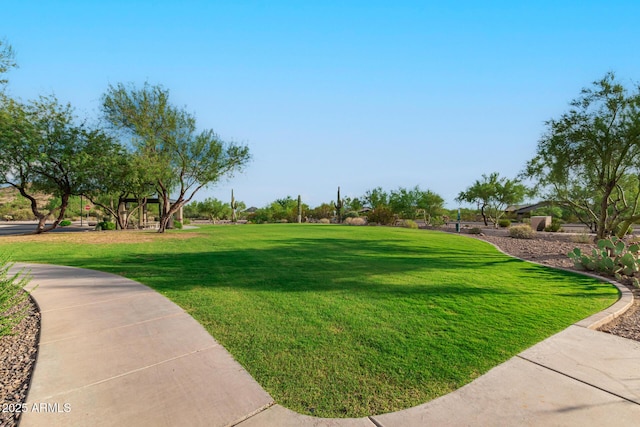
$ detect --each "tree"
[81,151,157,230]
[388,186,445,222]
[197,197,232,223]
[389,186,419,219]
[456,172,527,227]
[251,196,308,223]
[525,73,640,238]
[363,187,389,210]
[343,196,364,214]
[416,189,445,225]
[0,95,118,233]
[0,39,16,87]
[307,202,334,221]
[102,83,251,232]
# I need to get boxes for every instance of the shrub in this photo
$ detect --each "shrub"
[96,221,116,231]
[343,211,359,219]
[59,219,72,227]
[402,219,419,229]
[0,256,32,337]
[509,224,535,239]
[345,217,367,226]
[498,219,511,228]
[318,218,330,224]
[173,220,183,229]
[468,227,483,235]
[544,218,563,232]
[568,237,640,288]
[367,206,395,226]
[571,233,593,244]
[183,218,191,225]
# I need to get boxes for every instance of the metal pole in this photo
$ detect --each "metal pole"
[80,195,83,227]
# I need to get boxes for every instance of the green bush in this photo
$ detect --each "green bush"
[59,219,72,227]
[468,227,483,235]
[544,218,563,232]
[173,220,183,229]
[402,219,419,229]
[508,224,535,239]
[96,221,116,231]
[0,256,32,337]
[183,218,191,225]
[568,237,640,288]
[498,219,511,228]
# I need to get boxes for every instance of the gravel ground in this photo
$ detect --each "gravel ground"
[0,296,39,427]
[0,230,638,427]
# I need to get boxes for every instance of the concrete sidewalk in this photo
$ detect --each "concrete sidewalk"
[14,263,640,426]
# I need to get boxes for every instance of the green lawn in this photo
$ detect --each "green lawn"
[1,224,618,417]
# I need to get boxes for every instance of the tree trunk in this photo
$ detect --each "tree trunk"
[480,203,488,226]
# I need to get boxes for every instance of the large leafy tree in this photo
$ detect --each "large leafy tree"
[102,83,251,232]
[0,95,119,233]
[456,172,527,227]
[525,73,640,238]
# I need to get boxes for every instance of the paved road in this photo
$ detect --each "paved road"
[0,221,95,236]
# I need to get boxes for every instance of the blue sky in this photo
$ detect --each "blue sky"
[3,1,640,209]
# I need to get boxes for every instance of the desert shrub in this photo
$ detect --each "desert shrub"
[571,233,593,244]
[429,216,445,227]
[498,219,511,228]
[0,256,32,337]
[468,227,483,235]
[402,219,418,229]
[59,220,72,227]
[509,224,535,239]
[173,220,183,229]
[343,211,359,219]
[544,218,563,232]
[367,206,395,226]
[318,218,330,224]
[568,237,640,288]
[7,209,33,220]
[183,218,191,225]
[345,217,367,226]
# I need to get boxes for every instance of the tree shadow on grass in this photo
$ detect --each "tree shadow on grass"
[74,235,615,301]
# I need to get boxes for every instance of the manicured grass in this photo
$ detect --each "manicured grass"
[0,225,618,417]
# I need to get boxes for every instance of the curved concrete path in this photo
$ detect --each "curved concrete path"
[13,263,640,426]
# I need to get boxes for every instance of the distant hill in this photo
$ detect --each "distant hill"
[0,186,51,220]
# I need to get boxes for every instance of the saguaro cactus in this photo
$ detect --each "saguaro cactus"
[297,195,302,223]
[334,186,344,223]
[230,189,238,222]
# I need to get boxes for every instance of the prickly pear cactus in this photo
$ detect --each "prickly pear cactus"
[568,237,640,288]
